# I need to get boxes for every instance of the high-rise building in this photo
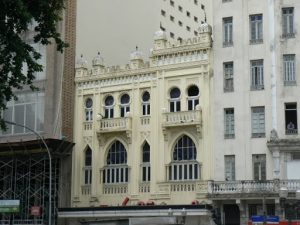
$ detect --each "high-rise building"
[0,0,76,224]
[76,0,212,66]
[211,0,300,224]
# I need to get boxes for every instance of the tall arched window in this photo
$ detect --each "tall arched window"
[103,141,128,183]
[104,95,114,118]
[84,147,92,185]
[142,91,150,116]
[120,94,130,117]
[187,85,199,110]
[85,98,93,121]
[169,135,199,181]
[141,142,150,182]
[170,87,181,112]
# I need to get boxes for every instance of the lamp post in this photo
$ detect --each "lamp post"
[4,121,52,225]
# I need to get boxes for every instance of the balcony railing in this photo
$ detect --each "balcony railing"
[208,179,300,195]
[103,183,128,194]
[98,117,132,133]
[162,110,201,128]
[139,182,150,193]
[81,185,91,195]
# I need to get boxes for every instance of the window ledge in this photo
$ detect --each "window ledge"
[250,39,263,45]
[251,133,266,138]
[224,134,235,139]
[284,81,297,86]
[282,33,295,39]
[223,42,233,48]
[250,85,264,91]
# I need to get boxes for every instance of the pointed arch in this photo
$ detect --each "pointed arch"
[141,141,151,182]
[168,135,200,181]
[103,140,129,184]
[83,145,92,185]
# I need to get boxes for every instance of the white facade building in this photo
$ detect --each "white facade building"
[211,0,300,224]
[76,0,212,66]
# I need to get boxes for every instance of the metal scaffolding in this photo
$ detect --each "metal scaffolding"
[0,153,60,225]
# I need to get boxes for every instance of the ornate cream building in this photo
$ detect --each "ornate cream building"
[58,25,215,224]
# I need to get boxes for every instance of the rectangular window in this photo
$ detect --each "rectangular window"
[104,107,114,118]
[252,154,266,181]
[170,15,174,22]
[283,54,296,85]
[225,155,235,181]
[224,108,235,138]
[170,32,174,38]
[194,0,198,5]
[250,14,263,44]
[223,17,233,47]
[194,16,198,22]
[170,0,174,7]
[1,92,45,135]
[178,21,182,26]
[178,6,182,12]
[161,10,166,17]
[250,59,264,90]
[285,103,298,135]
[186,11,190,17]
[224,62,234,92]
[84,167,92,185]
[251,106,265,138]
[186,26,190,31]
[282,8,294,38]
[142,103,150,115]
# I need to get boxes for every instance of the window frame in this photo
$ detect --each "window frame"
[250,59,264,90]
[282,7,294,38]
[249,14,263,44]
[283,54,296,86]
[251,106,265,138]
[224,61,234,92]
[223,17,233,47]
[224,108,235,138]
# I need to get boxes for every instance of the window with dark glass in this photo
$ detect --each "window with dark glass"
[103,141,128,184]
[142,142,150,182]
[285,103,298,135]
[84,147,92,185]
[120,94,130,117]
[85,98,93,121]
[142,91,150,116]
[104,95,114,118]
[250,14,263,44]
[187,85,199,110]
[169,135,199,181]
[170,87,181,112]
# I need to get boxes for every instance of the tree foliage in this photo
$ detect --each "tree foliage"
[0,0,67,129]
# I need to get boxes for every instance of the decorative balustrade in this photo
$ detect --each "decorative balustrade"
[81,185,91,195]
[163,110,201,127]
[208,179,300,195]
[103,183,128,194]
[170,181,198,192]
[98,117,131,133]
[140,116,150,125]
[83,122,93,131]
[139,182,150,193]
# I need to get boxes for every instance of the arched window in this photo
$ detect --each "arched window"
[169,135,199,181]
[84,147,92,185]
[120,94,130,117]
[104,95,114,118]
[170,87,181,112]
[187,85,199,110]
[142,142,150,182]
[85,98,93,121]
[103,141,128,183]
[142,91,150,116]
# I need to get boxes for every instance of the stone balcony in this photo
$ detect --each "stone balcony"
[97,117,132,144]
[207,179,300,199]
[162,109,202,139]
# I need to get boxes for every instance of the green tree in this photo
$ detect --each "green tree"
[0,0,67,129]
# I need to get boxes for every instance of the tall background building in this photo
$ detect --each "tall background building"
[76,0,212,66]
[0,0,76,224]
[211,0,300,224]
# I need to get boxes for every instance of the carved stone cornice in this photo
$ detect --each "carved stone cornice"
[267,138,300,152]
